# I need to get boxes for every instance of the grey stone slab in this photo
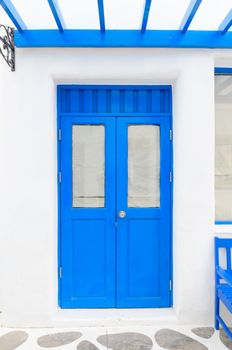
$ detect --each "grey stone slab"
[77,340,99,350]
[191,327,214,339]
[0,331,28,350]
[155,329,207,350]
[37,332,82,348]
[97,332,153,350]
[219,328,232,349]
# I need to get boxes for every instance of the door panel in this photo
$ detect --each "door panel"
[60,117,116,308]
[116,117,171,307]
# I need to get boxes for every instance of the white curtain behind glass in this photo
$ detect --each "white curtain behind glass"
[215,77,232,221]
[128,125,160,208]
[72,125,105,208]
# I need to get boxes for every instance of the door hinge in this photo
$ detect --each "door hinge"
[170,130,173,141]
[58,172,62,183]
[58,129,62,141]
[169,171,172,183]
[169,280,172,291]
[59,267,63,279]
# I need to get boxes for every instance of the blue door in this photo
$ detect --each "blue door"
[116,117,171,307]
[60,116,116,307]
[58,86,172,309]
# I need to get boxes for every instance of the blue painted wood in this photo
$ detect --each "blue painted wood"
[169,89,173,308]
[0,0,26,32]
[60,116,116,307]
[116,116,172,307]
[59,85,171,114]
[215,68,232,75]
[60,113,171,117]
[47,0,65,32]
[14,29,232,48]
[141,0,152,33]
[57,86,62,307]
[58,85,172,308]
[215,237,220,330]
[217,266,232,286]
[219,9,232,33]
[215,237,232,249]
[179,0,202,33]
[215,237,232,338]
[97,0,105,32]
[227,248,232,270]
[215,221,232,225]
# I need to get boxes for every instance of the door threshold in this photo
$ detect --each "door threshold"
[52,308,177,327]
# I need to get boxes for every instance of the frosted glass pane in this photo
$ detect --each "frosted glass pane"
[72,125,105,208]
[128,125,160,208]
[215,75,232,221]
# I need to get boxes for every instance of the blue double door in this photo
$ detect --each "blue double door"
[60,115,172,308]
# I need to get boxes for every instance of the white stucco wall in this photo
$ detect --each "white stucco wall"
[0,47,231,327]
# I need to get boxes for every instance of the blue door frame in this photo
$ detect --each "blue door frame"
[57,85,173,308]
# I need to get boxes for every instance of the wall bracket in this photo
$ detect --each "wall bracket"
[0,24,15,71]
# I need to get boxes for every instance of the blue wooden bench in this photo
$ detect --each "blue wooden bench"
[215,237,232,339]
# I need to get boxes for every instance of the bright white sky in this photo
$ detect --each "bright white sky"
[0,0,231,30]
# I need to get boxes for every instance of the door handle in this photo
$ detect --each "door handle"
[118,210,126,218]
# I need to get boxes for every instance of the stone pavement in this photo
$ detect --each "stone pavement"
[0,326,231,350]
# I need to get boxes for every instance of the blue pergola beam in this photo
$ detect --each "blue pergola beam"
[97,0,105,32]
[47,0,65,32]
[179,0,202,33]
[219,9,232,33]
[141,0,152,33]
[0,0,26,32]
[14,30,232,49]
